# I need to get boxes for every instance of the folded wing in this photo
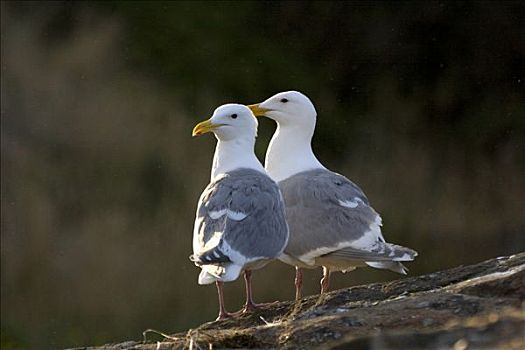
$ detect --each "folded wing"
[192,169,288,284]
[279,169,417,272]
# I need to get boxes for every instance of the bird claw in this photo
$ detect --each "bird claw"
[236,300,279,315]
[215,311,235,321]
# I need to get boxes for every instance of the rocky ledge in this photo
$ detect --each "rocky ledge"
[71,252,525,350]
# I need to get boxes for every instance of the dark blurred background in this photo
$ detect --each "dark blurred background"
[1,1,524,349]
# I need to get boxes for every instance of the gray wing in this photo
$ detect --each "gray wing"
[279,168,416,266]
[324,243,418,262]
[192,169,288,266]
[325,244,417,274]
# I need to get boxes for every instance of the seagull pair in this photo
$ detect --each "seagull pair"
[191,91,418,320]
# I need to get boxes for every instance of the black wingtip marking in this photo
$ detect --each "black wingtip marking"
[193,248,231,265]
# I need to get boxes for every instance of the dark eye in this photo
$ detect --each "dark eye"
[280,98,289,103]
[231,114,237,119]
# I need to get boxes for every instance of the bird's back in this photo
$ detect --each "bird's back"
[278,168,416,271]
[192,168,289,283]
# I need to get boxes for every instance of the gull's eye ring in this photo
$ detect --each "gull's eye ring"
[231,114,238,119]
[280,98,289,103]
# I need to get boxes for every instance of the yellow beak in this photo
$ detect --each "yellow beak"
[192,119,218,137]
[246,104,271,117]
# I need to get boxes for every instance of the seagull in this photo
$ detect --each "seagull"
[248,91,417,299]
[191,104,289,319]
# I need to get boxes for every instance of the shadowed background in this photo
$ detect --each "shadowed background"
[1,1,524,349]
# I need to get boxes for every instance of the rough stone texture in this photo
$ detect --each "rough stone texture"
[70,253,525,350]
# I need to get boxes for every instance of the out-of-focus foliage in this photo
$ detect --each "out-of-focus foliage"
[1,1,524,349]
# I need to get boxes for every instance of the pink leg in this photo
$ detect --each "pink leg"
[320,266,331,294]
[239,270,276,313]
[243,270,258,312]
[215,281,232,320]
[295,267,304,300]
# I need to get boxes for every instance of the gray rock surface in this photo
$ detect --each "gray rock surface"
[70,253,525,350]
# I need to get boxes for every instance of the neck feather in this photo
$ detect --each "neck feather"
[264,123,325,182]
[211,136,264,180]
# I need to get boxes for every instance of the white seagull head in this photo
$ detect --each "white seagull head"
[192,104,258,141]
[247,91,317,127]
